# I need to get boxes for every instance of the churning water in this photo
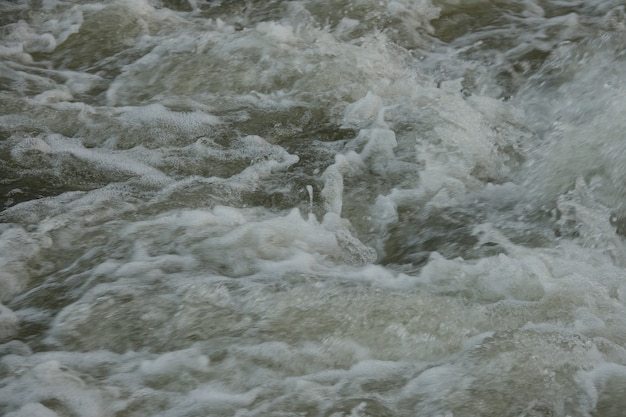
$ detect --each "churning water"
[1,0,626,416]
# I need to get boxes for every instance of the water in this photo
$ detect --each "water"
[1,0,626,416]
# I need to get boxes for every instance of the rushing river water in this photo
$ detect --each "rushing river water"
[2,1,626,416]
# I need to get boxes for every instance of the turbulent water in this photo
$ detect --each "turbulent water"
[1,0,626,416]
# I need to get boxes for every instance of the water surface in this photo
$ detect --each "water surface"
[2,1,626,416]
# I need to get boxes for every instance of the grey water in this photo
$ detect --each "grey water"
[2,0,626,416]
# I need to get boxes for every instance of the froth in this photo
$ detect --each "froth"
[516,34,626,234]
[140,347,210,377]
[3,1,626,416]
[0,358,108,417]
[0,303,19,342]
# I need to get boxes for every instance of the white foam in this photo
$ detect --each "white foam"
[140,347,210,376]
[2,1,626,416]
[0,226,41,302]
[0,303,19,343]
[228,135,300,182]
[32,133,172,185]
[0,340,32,356]
[358,128,398,174]
[516,35,626,217]
[321,152,364,215]
[0,359,107,417]
[5,403,60,417]
[255,21,298,44]
[185,386,261,410]
[342,91,386,128]
[33,88,73,103]
[117,103,220,131]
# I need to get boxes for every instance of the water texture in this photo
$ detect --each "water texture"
[1,0,626,416]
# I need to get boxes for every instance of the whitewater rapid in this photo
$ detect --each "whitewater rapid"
[2,0,626,416]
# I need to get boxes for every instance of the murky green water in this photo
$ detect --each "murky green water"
[2,1,626,416]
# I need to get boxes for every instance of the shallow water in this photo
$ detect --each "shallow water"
[1,1,626,416]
